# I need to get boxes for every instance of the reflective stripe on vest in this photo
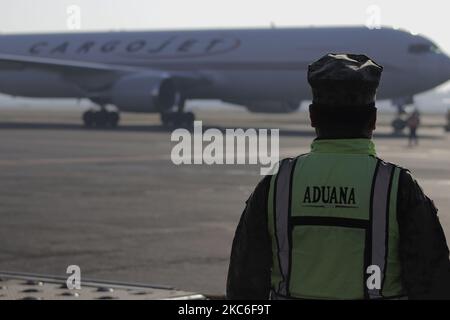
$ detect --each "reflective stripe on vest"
[368,161,393,299]
[272,158,298,296]
[271,156,398,299]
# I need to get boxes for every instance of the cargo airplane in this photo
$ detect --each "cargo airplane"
[0,26,449,129]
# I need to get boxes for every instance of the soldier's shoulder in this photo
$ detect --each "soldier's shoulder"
[280,153,310,164]
[273,154,310,175]
[375,156,410,174]
[376,158,431,205]
[374,156,418,188]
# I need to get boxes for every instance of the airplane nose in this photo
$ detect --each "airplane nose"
[441,54,450,81]
[432,54,450,85]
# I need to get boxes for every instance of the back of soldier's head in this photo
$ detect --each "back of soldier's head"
[307,53,383,138]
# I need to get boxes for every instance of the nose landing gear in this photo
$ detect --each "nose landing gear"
[391,117,407,135]
[391,97,413,135]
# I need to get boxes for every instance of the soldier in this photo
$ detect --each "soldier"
[227,54,450,300]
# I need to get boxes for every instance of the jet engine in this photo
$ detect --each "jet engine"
[109,74,176,113]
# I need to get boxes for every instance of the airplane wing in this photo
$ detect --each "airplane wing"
[0,53,141,73]
[0,53,208,95]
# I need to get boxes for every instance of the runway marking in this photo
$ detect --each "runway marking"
[0,155,170,166]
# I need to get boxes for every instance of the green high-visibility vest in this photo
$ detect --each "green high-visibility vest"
[268,139,406,300]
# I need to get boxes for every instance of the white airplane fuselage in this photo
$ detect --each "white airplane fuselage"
[0,26,449,114]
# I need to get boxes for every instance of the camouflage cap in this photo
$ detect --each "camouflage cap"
[308,53,383,106]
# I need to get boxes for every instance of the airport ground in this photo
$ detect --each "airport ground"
[0,107,449,296]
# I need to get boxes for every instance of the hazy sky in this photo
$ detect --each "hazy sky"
[1,0,450,53]
[1,0,449,111]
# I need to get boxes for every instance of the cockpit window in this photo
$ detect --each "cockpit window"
[408,43,441,54]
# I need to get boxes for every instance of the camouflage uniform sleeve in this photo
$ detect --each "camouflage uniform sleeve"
[226,175,272,300]
[397,169,450,299]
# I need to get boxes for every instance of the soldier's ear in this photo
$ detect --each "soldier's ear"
[309,104,317,128]
[370,108,377,131]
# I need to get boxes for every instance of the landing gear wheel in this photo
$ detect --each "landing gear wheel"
[392,118,406,135]
[160,112,195,128]
[106,112,120,128]
[161,112,172,127]
[94,110,108,127]
[82,110,120,128]
[184,112,195,125]
[82,110,95,128]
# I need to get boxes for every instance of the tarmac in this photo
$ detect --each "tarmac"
[0,107,449,296]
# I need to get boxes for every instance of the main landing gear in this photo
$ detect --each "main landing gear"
[82,108,120,128]
[160,111,195,128]
[160,95,195,128]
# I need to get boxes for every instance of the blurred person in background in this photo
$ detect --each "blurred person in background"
[406,109,420,146]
